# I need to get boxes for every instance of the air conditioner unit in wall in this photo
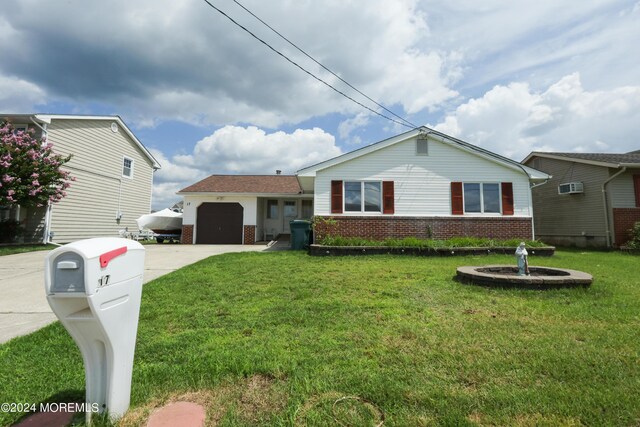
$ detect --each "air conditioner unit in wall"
[558,182,584,194]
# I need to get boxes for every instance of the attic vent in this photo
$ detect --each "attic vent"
[558,182,584,194]
[416,138,428,156]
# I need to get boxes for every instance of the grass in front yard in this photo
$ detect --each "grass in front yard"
[0,243,57,256]
[1,250,639,426]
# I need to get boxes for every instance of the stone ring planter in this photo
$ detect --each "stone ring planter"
[456,265,592,289]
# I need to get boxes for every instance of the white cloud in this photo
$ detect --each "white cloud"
[148,148,205,184]
[421,0,640,92]
[338,113,370,143]
[0,73,46,112]
[0,0,459,128]
[150,126,341,209]
[433,73,640,160]
[187,126,341,173]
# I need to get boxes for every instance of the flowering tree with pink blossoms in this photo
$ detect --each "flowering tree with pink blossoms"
[1,122,74,208]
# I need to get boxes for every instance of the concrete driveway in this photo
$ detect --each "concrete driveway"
[0,244,267,344]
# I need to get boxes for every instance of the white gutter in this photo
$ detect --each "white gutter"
[29,116,48,137]
[601,166,627,248]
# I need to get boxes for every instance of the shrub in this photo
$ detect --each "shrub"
[627,222,640,249]
[0,122,73,208]
[0,219,24,243]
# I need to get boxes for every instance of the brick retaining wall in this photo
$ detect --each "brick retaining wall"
[313,216,533,241]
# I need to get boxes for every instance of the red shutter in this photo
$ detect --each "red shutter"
[501,182,514,215]
[634,175,640,208]
[451,182,463,215]
[382,181,394,214]
[331,180,343,214]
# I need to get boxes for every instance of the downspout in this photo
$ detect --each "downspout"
[117,178,123,222]
[43,204,52,244]
[529,179,549,240]
[602,166,627,248]
[30,117,53,244]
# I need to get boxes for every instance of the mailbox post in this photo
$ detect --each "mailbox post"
[45,238,145,422]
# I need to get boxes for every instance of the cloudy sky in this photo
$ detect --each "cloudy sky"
[1,0,639,208]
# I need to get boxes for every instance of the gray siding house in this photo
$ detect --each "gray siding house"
[523,151,640,248]
[1,115,160,243]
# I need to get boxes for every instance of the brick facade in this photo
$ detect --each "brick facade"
[313,216,533,242]
[243,225,256,245]
[613,208,640,246]
[182,224,256,244]
[181,225,194,244]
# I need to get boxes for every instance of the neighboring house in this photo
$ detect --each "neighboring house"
[523,151,640,248]
[1,114,160,243]
[178,175,313,244]
[180,127,549,244]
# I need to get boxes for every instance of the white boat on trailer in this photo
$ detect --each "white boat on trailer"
[135,208,183,243]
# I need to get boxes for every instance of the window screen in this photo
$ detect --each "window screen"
[344,182,362,212]
[364,182,381,212]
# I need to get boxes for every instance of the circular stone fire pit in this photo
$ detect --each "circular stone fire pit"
[456,265,592,289]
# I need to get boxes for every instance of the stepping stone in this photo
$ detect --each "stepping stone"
[12,410,75,427]
[146,401,206,427]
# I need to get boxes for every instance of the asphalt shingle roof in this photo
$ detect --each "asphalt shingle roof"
[536,151,640,165]
[179,175,302,194]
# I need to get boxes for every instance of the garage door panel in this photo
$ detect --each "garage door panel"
[196,202,243,244]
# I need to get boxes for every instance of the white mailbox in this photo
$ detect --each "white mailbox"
[44,238,145,422]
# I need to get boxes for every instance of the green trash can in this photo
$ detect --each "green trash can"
[290,220,312,250]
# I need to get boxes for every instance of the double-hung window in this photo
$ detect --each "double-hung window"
[122,157,133,178]
[344,181,382,213]
[452,182,513,215]
[331,180,394,214]
[463,183,501,213]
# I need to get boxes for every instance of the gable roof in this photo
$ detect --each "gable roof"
[297,126,550,181]
[522,151,640,168]
[178,175,303,195]
[2,114,161,169]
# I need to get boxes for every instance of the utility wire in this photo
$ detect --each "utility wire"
[201,0,417,129]
[229,0,418,129]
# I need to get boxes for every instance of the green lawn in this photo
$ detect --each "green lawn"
[0,244,56,257]
[1,250,639,426]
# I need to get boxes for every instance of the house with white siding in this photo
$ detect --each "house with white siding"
[180,127,549,244]
[178,175,313,244]
[1,114,160,243]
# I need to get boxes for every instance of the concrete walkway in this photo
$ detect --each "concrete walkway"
[0,243,267,344]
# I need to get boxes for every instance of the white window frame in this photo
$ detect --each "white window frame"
[344,181,382,214]
[122,156,134,179]
[266,199,279,219]
[12,124,28,134]
[463,182,502,214]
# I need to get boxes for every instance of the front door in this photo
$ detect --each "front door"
[283,200,297,234]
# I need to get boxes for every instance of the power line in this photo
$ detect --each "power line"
[229,0,418,129]
[201,0,417,129]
